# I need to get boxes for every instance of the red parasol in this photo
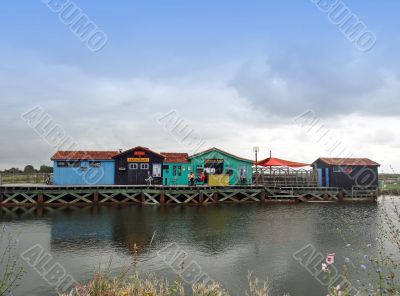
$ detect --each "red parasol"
[256,157,309,168]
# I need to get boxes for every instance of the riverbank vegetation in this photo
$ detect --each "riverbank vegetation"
[61,272,279,296]
[60,198,400,296]
[0,227,25,296]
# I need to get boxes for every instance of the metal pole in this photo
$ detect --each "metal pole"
[255,151,258,174]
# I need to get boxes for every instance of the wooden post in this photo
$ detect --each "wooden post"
[199,192,204,204]
[260,189,266,202]
[338,191,344,202]
[213,192,219,203]
[37,192,44,205]
[93,191,99,204]
[160,191,165,204]
[141,191,145,204]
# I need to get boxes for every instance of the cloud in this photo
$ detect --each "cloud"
[0,57,256,169]
[228,50,400,119]
[0,51,399,172]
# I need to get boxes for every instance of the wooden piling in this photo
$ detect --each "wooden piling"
[93,191,99,204]
[260,189,266,202]
[160,191,165,204]
[213,192,219,203]
[141,191,145,204]
[37,192,44,205]
[199,192,204,204]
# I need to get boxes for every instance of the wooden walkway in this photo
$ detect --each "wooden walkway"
[0,185,378,207]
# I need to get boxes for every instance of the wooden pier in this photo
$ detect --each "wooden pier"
[0,185,378,208]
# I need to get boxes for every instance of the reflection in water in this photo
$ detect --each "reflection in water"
[0,201,389,296]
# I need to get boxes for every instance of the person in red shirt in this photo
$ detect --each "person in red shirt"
[198,171,206,184]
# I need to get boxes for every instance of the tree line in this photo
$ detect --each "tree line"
[1,165,53,174]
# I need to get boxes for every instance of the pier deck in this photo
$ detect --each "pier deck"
[0,185,378,207]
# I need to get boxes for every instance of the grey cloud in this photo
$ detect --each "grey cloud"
[228,51,399,118]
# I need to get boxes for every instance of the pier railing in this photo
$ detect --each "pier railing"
[253,167,318,187]
[0,185,378,208]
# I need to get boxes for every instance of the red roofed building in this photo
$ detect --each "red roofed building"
[160,152,190,185]
[161,153,189,164]
[51,150,119,186]
[51,151,118,161]
[312,157,380,190]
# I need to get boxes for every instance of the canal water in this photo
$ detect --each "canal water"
[0,198,397,296]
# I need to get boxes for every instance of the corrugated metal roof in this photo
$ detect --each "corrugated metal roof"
[51,151,118,161]
[161,152,189,163]
[316,158,380,166]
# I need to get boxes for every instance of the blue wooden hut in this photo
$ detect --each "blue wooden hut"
[312,158,380,190]
[51,151,117,185]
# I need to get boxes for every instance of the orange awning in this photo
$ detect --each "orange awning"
[257,157,309,168]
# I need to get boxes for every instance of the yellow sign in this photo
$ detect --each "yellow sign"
[127,158,150,163]
[208,175,230,186]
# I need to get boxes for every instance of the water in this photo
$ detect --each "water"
[0,198,397,296]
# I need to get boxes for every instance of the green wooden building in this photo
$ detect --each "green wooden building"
[161,153,190,185]
[188,147,253,186]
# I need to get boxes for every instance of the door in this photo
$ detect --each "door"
[320,168,330,187]
[127,163,149,185]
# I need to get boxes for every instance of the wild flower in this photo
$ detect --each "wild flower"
[0,226,25,296]
[326,254,335,265]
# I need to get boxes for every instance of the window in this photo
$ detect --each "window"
[196,165,203,175]
[225,166,233,176]
[240,166,247,177]
[129,163,138,170]
[89,161,101,168]
[173,166,177,176]
[57,161,81,167]
[204,159,224,174]
[173,166,182,176]
[153,163,162,177]
[140,163,149,170]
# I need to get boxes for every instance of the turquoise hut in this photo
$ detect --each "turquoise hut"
[188,147,253,186]
[161,153,190,185]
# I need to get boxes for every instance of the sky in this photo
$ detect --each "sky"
[0,0,399,172]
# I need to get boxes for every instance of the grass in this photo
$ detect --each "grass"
[60,272,284,296]
[380,183,400,195]
[0,173,47,184]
